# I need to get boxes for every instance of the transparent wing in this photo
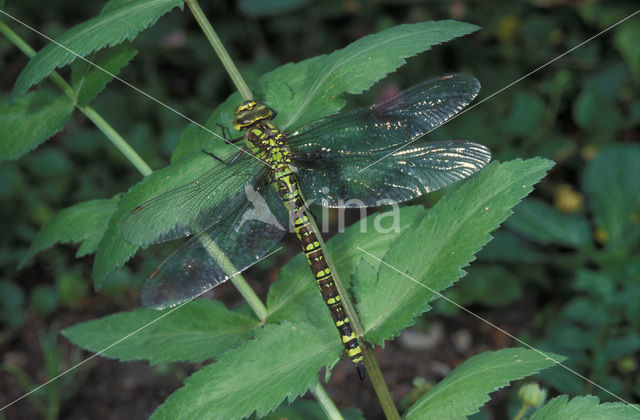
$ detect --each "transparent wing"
[295,140,490,207]
[121,154,265,245]
[286,74,490,207]
[141,183,289,309]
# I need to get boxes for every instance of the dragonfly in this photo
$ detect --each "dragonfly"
[120,73,491,380]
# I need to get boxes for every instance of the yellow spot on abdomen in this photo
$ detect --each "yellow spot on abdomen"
[347,347,361,357]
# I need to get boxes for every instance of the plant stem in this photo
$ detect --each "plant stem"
[0,19,35,56]
[512,404,529,420]
[311,383,344,420]
[197,230,268,322]
[230,276,268,321]
[307,215,400,419]
[81,107,152,176]
[362,345,399,420]
[0,20,153,177]
[185,0,252,100]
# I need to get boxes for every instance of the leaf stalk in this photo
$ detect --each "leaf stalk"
[311,383,345,420]
[185,0,252,100]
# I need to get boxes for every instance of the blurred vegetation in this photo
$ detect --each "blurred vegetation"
[1,0,639,418]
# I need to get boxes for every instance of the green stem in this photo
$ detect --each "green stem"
[197,230,268,321]
[0,19,35,56]
[80,107,152,176]
[307,215,400,419]
[311,383,344,420]
[362,345,399,420]
[512,404,529,420]
[0,19,153,177]
[230,276,267,321]
[185,0,252,100]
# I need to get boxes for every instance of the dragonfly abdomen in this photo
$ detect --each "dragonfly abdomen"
[274,170,365,379]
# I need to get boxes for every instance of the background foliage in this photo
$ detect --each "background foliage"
[1,0,639,419]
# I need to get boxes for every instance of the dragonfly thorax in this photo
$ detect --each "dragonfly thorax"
[245,120,292,171]
[232,100,292,171]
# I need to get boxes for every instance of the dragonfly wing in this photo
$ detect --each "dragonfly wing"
[296,140,490,207]
[141,182,289,309]
[121,154,265,245]
[286,74,490,207]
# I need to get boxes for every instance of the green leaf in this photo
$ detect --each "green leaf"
[20,197,119,268]
[598,332,640,365]
[71,41,138,107]
[264,20,480,131]
[561,297,610,328]
[499,91,545,136]
[614,20,640,82]
[530,395,640,419]
[538,364,587,397]
[171,92,241,162]
[30,285,59,315]
[583,144,640,247]
[573,88,622,133]
[259,400,363,420]
[12,0,183,99]
[355,158,554,344]
[506,198,592,248]
[93,152,217,288]
[62,299,259,364]
[0,91,74,162]
[403,348,564,419]
[172,20,480,160]
[150,321,340,419]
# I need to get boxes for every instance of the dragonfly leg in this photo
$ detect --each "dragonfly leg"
[229,145,248,164]
[201,144,247,165]
[201,148,227,164]
[216,123,244,144]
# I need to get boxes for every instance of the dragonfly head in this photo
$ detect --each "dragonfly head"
[233,100,277,131]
